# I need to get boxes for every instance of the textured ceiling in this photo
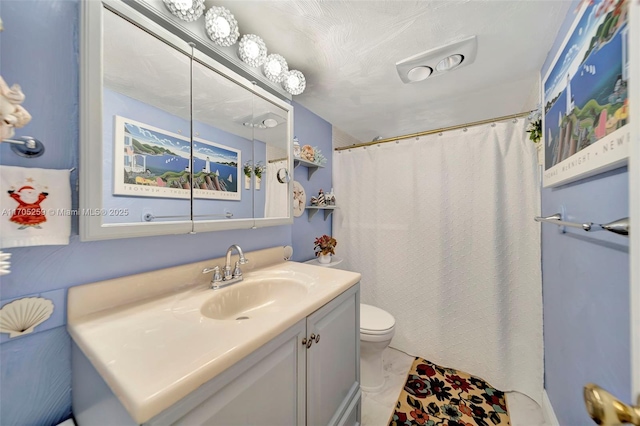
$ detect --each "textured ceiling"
[208,0,573,142]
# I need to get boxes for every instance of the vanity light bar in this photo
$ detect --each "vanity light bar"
[162,0,306,94]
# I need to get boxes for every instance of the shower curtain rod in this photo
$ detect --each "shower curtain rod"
[268,157,288,163]
[334,110,535,151]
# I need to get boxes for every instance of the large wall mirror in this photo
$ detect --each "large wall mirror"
[80,1,293,241]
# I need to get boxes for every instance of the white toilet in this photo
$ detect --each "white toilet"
[360,303,396,392]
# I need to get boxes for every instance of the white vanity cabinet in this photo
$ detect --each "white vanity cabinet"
[72,283,360,426]
[306,286,361,426]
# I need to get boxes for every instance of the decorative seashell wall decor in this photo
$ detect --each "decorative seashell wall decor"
[0,75,32,141]
[0,251,10,275]
[0,297,54,338]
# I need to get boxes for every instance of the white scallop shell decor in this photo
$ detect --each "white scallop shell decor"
[0,251,11,276]
[0,297,54,338]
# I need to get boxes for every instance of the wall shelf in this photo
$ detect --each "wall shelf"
[306,205,337,222]
[294,158,325,180]
[304,256,343,268]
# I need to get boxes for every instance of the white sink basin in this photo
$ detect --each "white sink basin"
[67,252,361,424]
[200,277,309,320]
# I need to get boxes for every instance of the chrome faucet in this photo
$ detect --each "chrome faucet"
[223,244,248,281]
[202,244,249,290]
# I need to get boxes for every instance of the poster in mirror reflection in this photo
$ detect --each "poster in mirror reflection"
[113,116,241,200]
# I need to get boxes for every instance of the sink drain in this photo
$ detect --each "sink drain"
[236,316,249,320]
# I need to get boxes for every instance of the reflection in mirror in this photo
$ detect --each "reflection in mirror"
[81,2,292,240]
[102,9,191,224]
[191,59,255,225]
[252,95,290,219]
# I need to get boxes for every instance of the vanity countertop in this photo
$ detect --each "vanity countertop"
[67,258,360,424]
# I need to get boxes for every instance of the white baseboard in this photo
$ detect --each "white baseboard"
[542,389,560,426]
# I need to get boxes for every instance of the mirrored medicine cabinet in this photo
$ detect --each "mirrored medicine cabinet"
[80,0,293,241]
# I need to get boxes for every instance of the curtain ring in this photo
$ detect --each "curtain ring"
[463,128,468,132]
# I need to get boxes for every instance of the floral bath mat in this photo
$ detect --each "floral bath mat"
[389,357,510,426]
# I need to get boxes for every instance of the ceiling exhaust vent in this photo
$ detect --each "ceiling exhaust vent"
[396,35,477,84]
[242,112,286,129]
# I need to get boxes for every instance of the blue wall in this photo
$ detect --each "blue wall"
[541,1,631,423]
[290,101,333,262]
[0,1,331,424]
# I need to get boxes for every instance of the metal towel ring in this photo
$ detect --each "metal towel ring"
[276,168,290,183]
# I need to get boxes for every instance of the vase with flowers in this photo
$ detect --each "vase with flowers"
[314,234,337,264]
[254,161,266,190]
[243,160,253,190]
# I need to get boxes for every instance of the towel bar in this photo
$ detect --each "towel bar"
[2,136,45,158]
[143,212,233,222]
[534,213,629,236]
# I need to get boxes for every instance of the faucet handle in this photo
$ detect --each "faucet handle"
[203,266,222,282]
[232,261,244,278]
[239,257,249,265]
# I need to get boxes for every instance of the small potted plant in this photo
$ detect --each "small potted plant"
[314,234,337,264]
[254,161,266,190]
[527,118,542,144]
[243,160,253,190]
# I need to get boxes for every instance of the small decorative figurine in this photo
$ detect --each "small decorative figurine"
[301,144,314,162]
[327,188,336,205]
[293,137,301,158]
[310,196,318,206]
[317,189,326,206]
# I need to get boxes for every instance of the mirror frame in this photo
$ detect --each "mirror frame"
[80,0,293,241]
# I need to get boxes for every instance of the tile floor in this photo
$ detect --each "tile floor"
[362,348,547,426]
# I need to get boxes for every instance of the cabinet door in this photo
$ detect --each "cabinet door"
[81,4,195,241]
[170,320,306,426]
[306,285,360,426]
[191,57,255,229]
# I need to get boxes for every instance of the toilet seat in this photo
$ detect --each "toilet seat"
[360,304,395,335]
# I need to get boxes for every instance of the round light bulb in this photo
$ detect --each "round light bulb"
[214,16,230,37]
[282,69,306,95]
[204,6,239,46]
[287,75,300,87]
[174,0,192,10]
[238,34,267,67]
[435,54,464,72]
[163,0,204,22]
[407,66,432,82]
[266,61,282,75]
[262,54,288,83]
[245,41,260,58]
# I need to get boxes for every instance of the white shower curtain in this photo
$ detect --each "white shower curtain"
[333,119,542,404]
